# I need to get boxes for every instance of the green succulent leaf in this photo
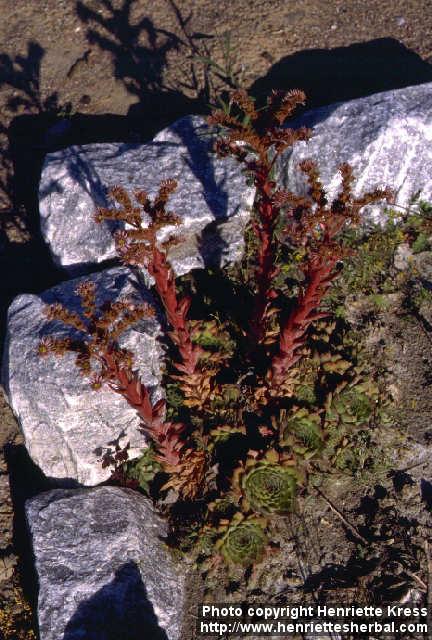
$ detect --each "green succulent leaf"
[209,423,246,446]
[295,384,317,405]
[327,387,373,427]
[283,409,323,451]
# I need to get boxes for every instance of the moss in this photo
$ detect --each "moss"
[368,293,392,311]
[412,286,432,308]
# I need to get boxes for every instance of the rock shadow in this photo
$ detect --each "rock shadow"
[4,442,58,616]
[250,38,432,116]
[62,560,168,640]
[0,43,68,354]
[420,478,432,511]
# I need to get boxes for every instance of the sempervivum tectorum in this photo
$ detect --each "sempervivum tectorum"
[325,379,376,431]
[215,512,268,566]
[233,450,301,515]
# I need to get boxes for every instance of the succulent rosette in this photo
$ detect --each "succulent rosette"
[325,381,375,430]
[282,407,323,452]
[233,450,300,515]
[216,513,267,566]
[243,462,297,514]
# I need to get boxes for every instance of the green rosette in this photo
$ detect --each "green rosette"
[243,463,297,514]
[219,518,267,566]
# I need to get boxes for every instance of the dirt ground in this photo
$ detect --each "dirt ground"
[1,0,432,636]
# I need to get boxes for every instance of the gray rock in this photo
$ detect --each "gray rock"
[394,243,432,282]
[26,486,185,640]
[277,82,432,222]
[414,251,432,282]
[394,242,414,270]
[2,266,163,485]
[39,115,255,275]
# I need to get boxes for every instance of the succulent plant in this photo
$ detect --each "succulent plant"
[325,383,374,430]
[319,352,352,375]
[216,513,267,566]
[126,446,162,494]
[294,383,317,405]
[233,451,300,514]
[190,318,231,348]
[209,423,246,446]
[321,377,381,468]
[37,87,403,569]
[282,407,323,453]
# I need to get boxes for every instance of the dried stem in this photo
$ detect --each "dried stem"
[313,487,369,546]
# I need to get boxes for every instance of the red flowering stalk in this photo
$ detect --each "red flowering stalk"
[103,348,207,498]
[38,281,164,423]
[94,347,195,476]
[95,182,204,379]
[209,96,393,391]
[38,281,204,498]
[269,161,394,388]
[94,183,215,496]
[208,89,312,347]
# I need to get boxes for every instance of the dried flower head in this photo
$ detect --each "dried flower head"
[39,280,155,384]
[95,182,182,268]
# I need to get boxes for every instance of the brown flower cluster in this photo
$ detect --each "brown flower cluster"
[39,281,154,386]
[269,162,393,387]
[209,89,313,348]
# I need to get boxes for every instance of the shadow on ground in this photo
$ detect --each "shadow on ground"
[250,38,432,110]
[300,481,427,604]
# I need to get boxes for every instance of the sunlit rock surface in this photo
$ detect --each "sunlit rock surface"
[277,81,432,222]
[39,115,255,275]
